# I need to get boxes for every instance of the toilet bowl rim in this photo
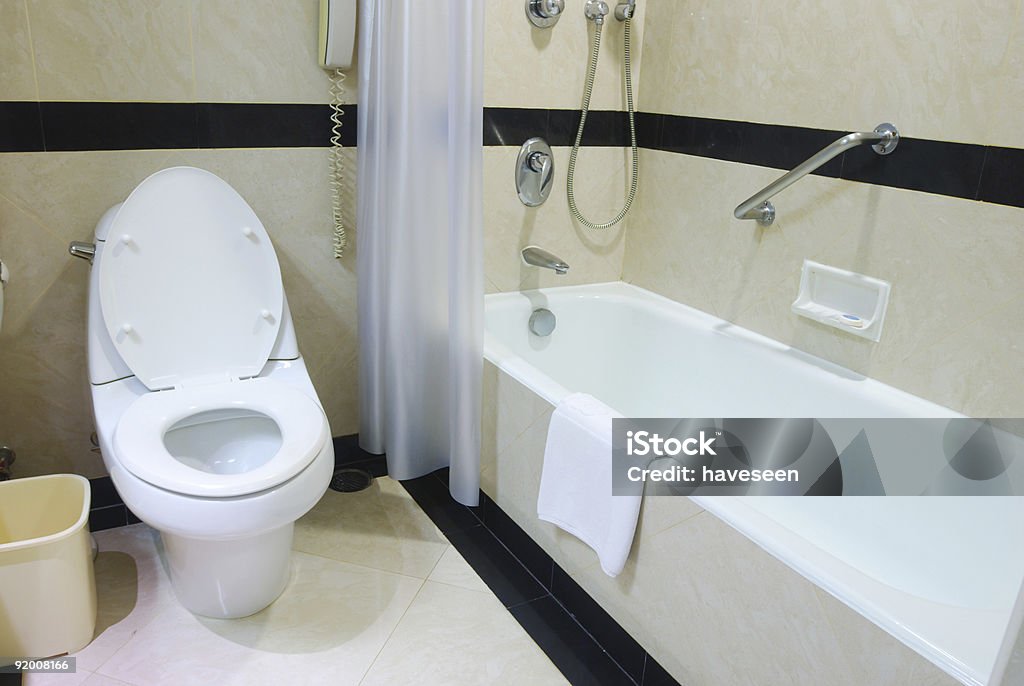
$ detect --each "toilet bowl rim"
[112,377,329,498]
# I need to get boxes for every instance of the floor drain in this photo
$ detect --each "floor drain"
[329,468,373,493]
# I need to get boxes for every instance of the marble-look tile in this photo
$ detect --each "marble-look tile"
[483,146,627,294]
[190,0,358,104]
[586,512,858,686]
[481,360,554,475]
[0,0,37,100]
[484,0,645,111]
[883,298,1024,418]
[481,405,551,529]
[72,525,179,673]
[0,201,101,476]
[481,400,611,577]
[0,151,176,244]
[294,477,449,579]
[81,673,135,686]
[813,587,960,686]
[0,195,67,336]
[23,670,92,686]
[426,545,491,594]
[638,0,1024,149]
[26,0,193,102]
[359,580,568,686]
[622,148,1024,418]
[96,551,422,686]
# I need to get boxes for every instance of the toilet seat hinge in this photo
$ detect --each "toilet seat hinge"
[176,371,238,389]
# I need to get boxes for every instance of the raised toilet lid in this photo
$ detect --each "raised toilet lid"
[98,167,283,390]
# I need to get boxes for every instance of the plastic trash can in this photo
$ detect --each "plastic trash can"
[0,474,97,662]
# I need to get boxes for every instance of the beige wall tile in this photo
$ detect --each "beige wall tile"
[622,149,1024,417]
[485,0,646,110]
[0,0,38,99]
[484,145,628,293]
[638,0,1024,148]
[26,0,194,102]
[190,0,358,104]
[814,586,960,686]
[0,195,101,477]
[0,150,176,242]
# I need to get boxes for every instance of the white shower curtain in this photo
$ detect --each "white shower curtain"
[356,0,484,505]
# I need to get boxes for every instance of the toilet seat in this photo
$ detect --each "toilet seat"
[112,378,328,498]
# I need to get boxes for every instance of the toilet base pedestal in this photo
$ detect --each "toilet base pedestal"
[161,523,293,619]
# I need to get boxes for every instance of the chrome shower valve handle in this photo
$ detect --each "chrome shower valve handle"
[527,151,553,191]
[526,0,565,28]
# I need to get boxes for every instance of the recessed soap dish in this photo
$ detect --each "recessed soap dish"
[792,260,891,342]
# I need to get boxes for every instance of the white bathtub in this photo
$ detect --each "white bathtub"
[484,281,1024,686]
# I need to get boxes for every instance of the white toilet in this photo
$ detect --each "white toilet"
[85,167,334,619]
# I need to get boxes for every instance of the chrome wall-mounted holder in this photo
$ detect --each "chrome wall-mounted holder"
[69,241,97,263]
[516,138,555,207]
[734,123,900,226]
[525,0,564,28]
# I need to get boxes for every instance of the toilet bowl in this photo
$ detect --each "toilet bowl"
[84,167,334,619]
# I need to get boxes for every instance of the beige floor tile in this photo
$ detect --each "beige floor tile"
[359,581,568,686]
[294,477,449,578]
[72,525,179,673]
[22,670,91,686]
[96,551,423,686]
[81,673,135,686]
[426,546,490,594]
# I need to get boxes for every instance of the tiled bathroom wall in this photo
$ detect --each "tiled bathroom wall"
[481,0,645,293]
[622,0,1024,417]
[0,0,359,477]
[479,3,1024,686]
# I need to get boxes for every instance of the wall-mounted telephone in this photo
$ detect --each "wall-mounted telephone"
[319,0,357,258]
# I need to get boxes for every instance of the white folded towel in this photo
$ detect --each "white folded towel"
[537,392,641,577]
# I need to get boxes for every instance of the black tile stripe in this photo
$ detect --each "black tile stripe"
[0,101,44,152]
[39,102,198,151]
[2,102,1022,209]
[977,146,1024,207]
[1,102,356,152]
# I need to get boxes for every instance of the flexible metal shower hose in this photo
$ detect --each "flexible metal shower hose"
[566,17,639,229]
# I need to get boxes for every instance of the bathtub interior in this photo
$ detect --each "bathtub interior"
[485,282,961,419]
[484,281,1024,686]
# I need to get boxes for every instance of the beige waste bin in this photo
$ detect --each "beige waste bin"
[0,474,97,662]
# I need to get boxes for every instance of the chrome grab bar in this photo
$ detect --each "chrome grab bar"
[734,123,899,226]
